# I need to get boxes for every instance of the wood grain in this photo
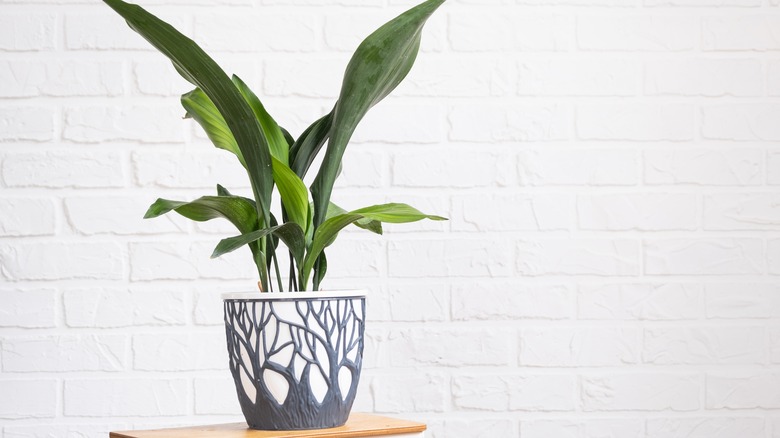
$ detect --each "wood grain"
[109,413,426,438]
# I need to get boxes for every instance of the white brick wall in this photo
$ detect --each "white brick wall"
[1,0,779,437]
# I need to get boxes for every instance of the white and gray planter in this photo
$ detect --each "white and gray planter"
[222,291,366,430]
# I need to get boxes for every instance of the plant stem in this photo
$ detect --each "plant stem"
[271,251,284,292]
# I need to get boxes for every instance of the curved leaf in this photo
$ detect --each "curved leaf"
[289,111,333,178]
[232,75,289,165]
[144,196,259,235]
[310,0,446,228]
[212,222,305,267]
[103,0,272,233]
[272,157,309,233]
[181,88,244,167]
[327,202,382,235]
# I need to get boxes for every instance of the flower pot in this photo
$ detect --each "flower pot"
[223,291,366,430]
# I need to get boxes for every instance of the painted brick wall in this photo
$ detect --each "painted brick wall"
[1,0,779,437]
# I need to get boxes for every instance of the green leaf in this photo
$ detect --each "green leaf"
[216,184,232,197]
[103,0,272,231]
[232,75,289,165]
[144,196,259,235]
[327,202,382,235]
[272,157,309,233]
[181,88,244,167]
[310,0,445,228]
[212,222,305,267]
[289,111,333,178]
[300,202,444,288]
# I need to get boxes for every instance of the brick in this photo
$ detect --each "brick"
[0,60,123,97]
[0,13,55,51]
[770,60,780,96]
[453,193,573,232]
[352,104,444,144]
[317,239,383,279]
[519,149,639,186]
[396,57,516,97]
[706,283,780,318]
[65,196,186,235]
[64,105,185,144]
[577,104,694,141]
[132,59,192,97]
[263,57,345,98]
[4,424,129,438]
[521,419,643,438]
[64,379,188,416]
[64,288,186,328]
[518,0,631,3]
[647,0,760,4]
[0,289,56,328]
[2,151,125,188]
[578,283,702,320]
[132,150,249,189]
[644,238,763,275]
[578,193,698,231]
[578,16,696,51]
[770,239,780,275]
[644,149,762,186]
[452,282,573,320]
[325,12,445,52]
[581,373,700,411]
[433,419,516,438]
[453,374,575,411]
[646,418,765,438]
[707,373,780,409]
[0,242,124,280]
[0,198,56,236]
[2,335,128,372]
[644,327,765,365]
[65,13,179,50]
[0,380,57,419]
[645,59,761,97]
[518,59,637,96]
[450,104,570,142]
[703,104,780,141]
[332,150,384,189]
[266,0,381,5]
[129,241,256,281]
[520,327,640,367]
[703,16,780,51]
[771,152,780,185]
[450,12,572,52]
[387,283,449,322]
[771,329,780,363]
[194,377,240,415]
[0,107,55,141]
[388,239,513,278]
[704,193,780,230]
[372,373,448,413]
[193,288,224,326]
[194,13,318,52]
[393,150,514,188]
[384,328,509,367]
[133,333,225,371]
[517,239,640,276]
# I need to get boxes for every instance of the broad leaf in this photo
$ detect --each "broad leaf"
[103,0,273,231]
[181,88,244,167]
[212,222,305,268]
[272,157,309,232]
[327,202,382,235]
[301,202,445,288]
[144,196,259,234]
[232,75,289,165]
[310,0,445,228]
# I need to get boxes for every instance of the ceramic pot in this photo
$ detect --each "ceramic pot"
[223,291,366,430]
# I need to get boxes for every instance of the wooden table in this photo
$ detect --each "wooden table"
[109,413,426,438]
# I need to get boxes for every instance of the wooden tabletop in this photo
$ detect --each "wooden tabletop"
[109,413,426,438]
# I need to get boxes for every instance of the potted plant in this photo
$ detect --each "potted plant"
[103,0,447,431]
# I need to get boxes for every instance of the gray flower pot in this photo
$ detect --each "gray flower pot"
[223,291,366,430]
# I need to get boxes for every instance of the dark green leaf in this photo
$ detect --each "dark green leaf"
[212,222,305,267]
[232,75,289,165]
[144,196,259,235]
[310,0,445,228]
[289,111,333,178]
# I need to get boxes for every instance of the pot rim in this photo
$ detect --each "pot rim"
[222,290,367,301]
